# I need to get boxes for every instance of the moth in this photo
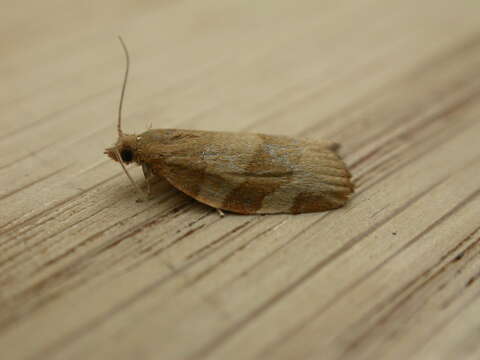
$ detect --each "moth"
[105,37,354,215]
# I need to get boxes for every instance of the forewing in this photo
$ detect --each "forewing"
[144,130,353,214]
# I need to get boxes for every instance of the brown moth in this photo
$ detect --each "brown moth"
[105,37,354,215]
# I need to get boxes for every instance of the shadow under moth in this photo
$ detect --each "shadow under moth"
[105,37,354,215]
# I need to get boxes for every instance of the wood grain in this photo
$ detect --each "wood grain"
[1,1,479,359]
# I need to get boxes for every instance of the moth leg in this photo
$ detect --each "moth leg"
[216,208,225,217]
[142,164,156,199]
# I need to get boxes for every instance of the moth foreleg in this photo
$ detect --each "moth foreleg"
[142,163,156,199]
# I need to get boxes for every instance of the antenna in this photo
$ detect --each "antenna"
[117,36,130,137]
[114,37,147,201]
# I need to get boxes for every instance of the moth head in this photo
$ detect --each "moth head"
[104,134,139,164]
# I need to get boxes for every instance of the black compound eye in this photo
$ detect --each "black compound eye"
[120,148,134,162]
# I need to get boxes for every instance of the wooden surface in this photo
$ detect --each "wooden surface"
[1,1,480,359]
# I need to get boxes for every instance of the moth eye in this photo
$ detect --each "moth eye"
[120,148,134,162]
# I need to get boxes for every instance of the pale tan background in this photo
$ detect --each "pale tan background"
[1,1,480,359]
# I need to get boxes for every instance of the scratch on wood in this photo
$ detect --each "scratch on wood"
[186,219,258,261]
[185,217,289,286]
